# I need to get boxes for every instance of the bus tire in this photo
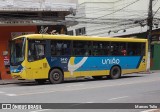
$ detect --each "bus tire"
[92,76,103,80]
[109,66,121,79]
[35,79,46,84]
[49,69,64,84]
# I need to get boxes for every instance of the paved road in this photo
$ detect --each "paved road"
[0,72,160,112]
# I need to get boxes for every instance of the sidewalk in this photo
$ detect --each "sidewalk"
[0,70,159,85]
[0,79,35,85]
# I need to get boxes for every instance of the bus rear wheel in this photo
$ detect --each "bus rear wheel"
[109,66,121,79]
[49,69,64,84]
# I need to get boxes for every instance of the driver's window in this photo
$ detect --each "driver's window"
[35,44,45,59]
[28,40,45,62]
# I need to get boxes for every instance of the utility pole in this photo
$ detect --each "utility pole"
[146,0,153,72]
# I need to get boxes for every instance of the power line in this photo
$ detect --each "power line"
[92,0,142,20]
[153,6,160,17]
[76,1,142,14]
[71,16,148,31]
[86,24,140,36]
[77,9,147,18]
[68,0,146,20]
[68,0,160,37]
[68,17,160,35]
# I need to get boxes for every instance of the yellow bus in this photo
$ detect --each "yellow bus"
[10,34,148,84]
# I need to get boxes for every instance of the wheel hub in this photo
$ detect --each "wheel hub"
[53,73,60,81]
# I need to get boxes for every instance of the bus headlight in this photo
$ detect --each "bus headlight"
[20,67,26,73]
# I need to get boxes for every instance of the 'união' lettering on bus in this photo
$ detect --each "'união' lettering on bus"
[102,58,120,65]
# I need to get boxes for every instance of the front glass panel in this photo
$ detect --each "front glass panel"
[10,37,26,66]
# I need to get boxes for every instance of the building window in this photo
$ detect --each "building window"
[75,27,86,35]
[67,30,74,35]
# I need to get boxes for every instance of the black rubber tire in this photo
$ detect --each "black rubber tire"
[49,69,64,84]
[109,66,121,79]
[35,79,46,84]
[92,76,103,80]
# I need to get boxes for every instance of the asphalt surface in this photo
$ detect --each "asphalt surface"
[0,71,160,112]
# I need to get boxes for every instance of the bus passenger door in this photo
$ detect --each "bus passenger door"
[26,40,48,79]
[26,59,48,79]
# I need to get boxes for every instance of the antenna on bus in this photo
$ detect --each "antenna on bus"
[41,25,44,38]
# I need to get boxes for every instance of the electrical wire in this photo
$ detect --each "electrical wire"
[0,0,159,33]
[153,6,160,17]
[92,0,142,20]
[69,16,160,35]
[73,18,160,36]
[68,0,160,34]
[76,1,140,14]
[68,0,148,19]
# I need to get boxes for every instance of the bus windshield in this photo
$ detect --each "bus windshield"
[10,37,26,66]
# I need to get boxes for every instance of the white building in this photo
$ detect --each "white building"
[67,0,160,37]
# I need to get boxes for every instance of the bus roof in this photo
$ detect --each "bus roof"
[14,34,147,42]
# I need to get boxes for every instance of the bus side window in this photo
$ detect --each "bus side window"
[73,41,91,56]
[62,43,71,55]
[51,45,56,56]
[35,44,45,59]
[127,42,145,56]
[128,49,134,55]
[28,40,45,61]
[110,42,127,56]
[93,41,107,56]
[51,40,71,56]
[28,43,36,61]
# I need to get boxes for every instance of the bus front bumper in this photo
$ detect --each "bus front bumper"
[11,72,26,79]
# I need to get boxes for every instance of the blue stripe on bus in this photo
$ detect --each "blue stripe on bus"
[46,56,142,72]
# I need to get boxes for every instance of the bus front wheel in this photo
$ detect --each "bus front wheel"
[49,69,64,84]
[109,66,121,79]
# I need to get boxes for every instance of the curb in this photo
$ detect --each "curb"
[0,80,35,85]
